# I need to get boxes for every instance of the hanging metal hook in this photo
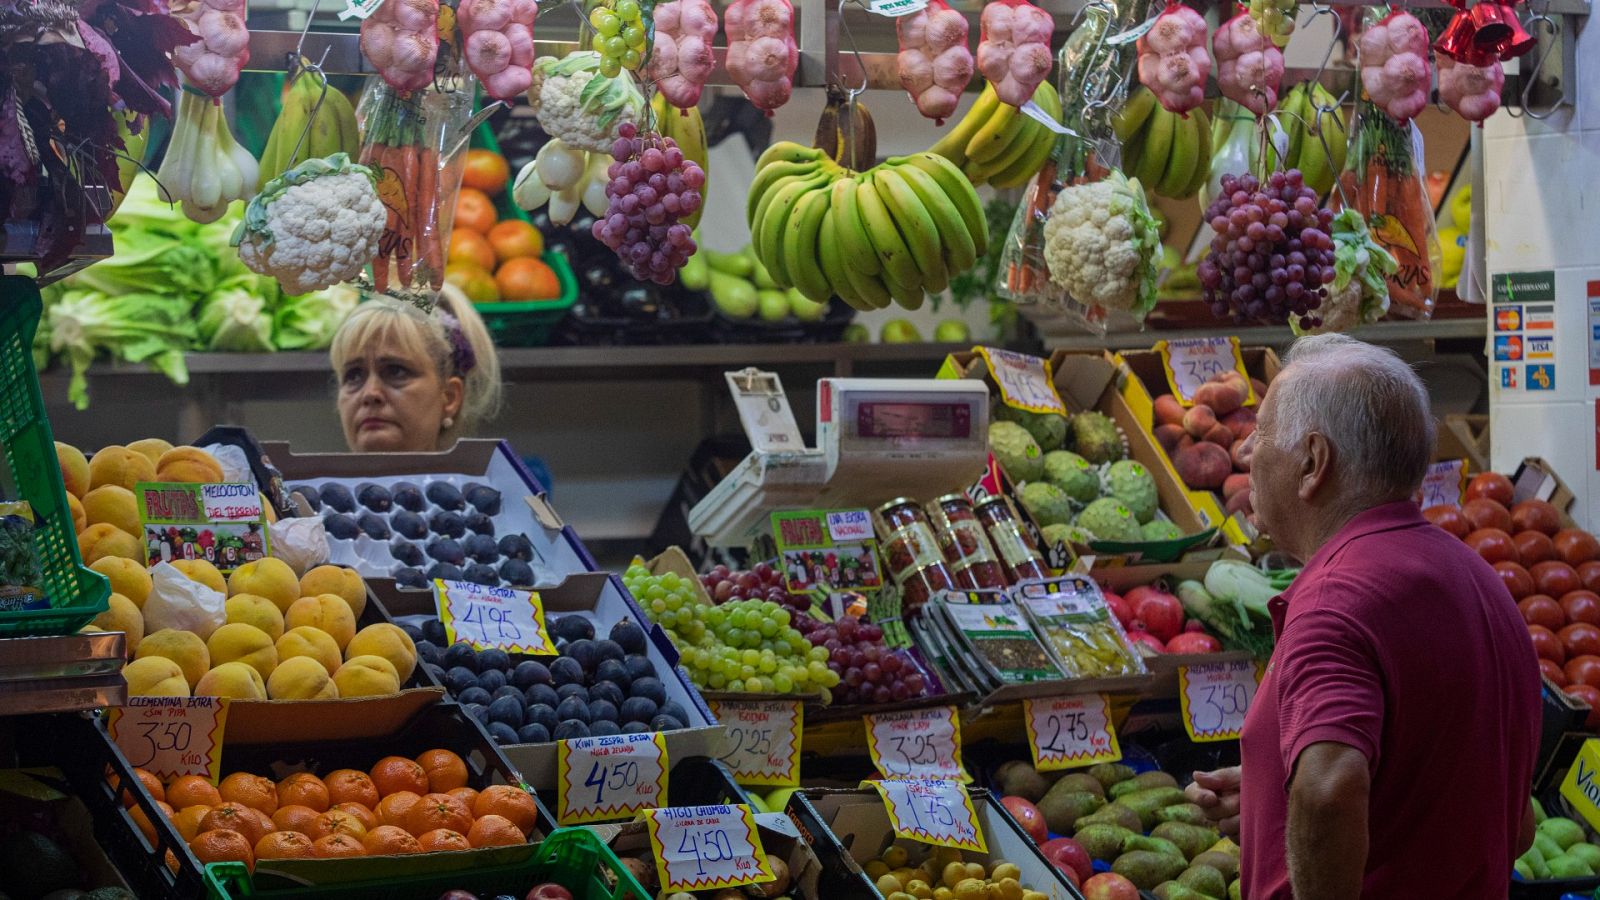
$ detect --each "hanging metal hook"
[838,0,870,97]
[285,45,335,166]
[1518,0,1564,120]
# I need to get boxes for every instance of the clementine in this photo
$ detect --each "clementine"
[255,831,315,860]
[310,833,367,858]
[324,769,381,808]
[166,775,221,810]
[123,768,164,808]
[455,188,497,235]
[219,772,278,814]
[450,228,498,271]
[271,804,322,835]
[375,790,423,829]
[405,792,473,837]
[334,801,378,831]
[201,802,269,845]
[277,776,330,812]
[309,808,368,840]
[462,149,511,195]
[174,805,213,842]
[473,784,541,836]
[190,829,254,870]
[444,262,501,303]
[416,748,469,793]
[495,258,561,302]
[487,220,543,262]
[362,824,424,856]
[446,786,479,810]
[467,813,526,848]
[416,828,471,853]
[370,756,430,798]
[130,799,174,844]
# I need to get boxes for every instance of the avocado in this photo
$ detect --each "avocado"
[0,831,79,897]
[1109,770,1179,800]
[1112,850,1189,889]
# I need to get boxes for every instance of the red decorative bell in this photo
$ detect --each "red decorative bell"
[1470,1,1516,52]
[1434,10,1488,62]
[1498,9,1537,58]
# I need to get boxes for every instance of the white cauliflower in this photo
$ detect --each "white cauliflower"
[527,51,646,153]
[232,154,385,295]
[1042,171,1161,316]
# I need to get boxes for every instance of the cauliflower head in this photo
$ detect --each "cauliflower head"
[1042,170,1161,317]
[528,52,646,153]
[233,154,385,296]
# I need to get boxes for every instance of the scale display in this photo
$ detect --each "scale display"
[854,401,974,440]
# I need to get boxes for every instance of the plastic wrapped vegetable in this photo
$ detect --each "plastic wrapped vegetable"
[1438,56,1504,123]
[1137,2,1210,115]
[457,0,537,100]
[1042,170,1161,317]
[1358,9,1429,123]
[977,0,1054,107]
[1294,207,1395,334]
[897,0,973,124]
[724,0,798,115]
[360,0,440,93]
[1213,9,1281,116]
[170,0,250,97]
[645,0,719,110]
[233,153,386,295]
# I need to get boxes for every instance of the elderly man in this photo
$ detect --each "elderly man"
[1184,334,1541,898]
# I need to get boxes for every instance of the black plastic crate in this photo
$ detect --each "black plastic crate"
[709,298,857,345]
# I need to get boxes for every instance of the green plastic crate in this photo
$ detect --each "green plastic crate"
[0,276,110,636]
[202,828,648,900]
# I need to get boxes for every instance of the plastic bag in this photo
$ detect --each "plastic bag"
[201,443,254,486]
[268,517,331,575]
[142,562,227,640]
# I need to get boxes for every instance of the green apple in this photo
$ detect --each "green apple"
[880,319,923,343]
[841,323,870,343]
[933,319,970,343]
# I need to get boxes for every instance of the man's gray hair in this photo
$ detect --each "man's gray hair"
[1272,333,1436,502]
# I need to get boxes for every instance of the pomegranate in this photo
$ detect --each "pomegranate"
[1165,632,1222,654]
[1124,630,1166,655]
[1131,590,1184,643]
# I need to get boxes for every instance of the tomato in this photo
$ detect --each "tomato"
[1465,472,1515,506]
[1580,561,1600,594]
[1465,528,1519,566]
[1493,561,1535,601]
[487,220,544,262]
[1566,655,1600,689]
[455,188,498,234]
[1563,590,1600,627]
[1542,657,1569,687]
[1423,505,1471,539]
[1532,561,1582,599]
[1514,530,1557,567]
[1555,529,1600,566]
[443,263,500,303]
[1511,499,1562,536]
[461,149,511,195]
[1531,625,1567,663]
[1565,683,1600,729]
[1519,594,1566,630]
[495,258,562,302]
[1462,498,1513,533]
[1560,622,1600,658]
[448,229,497,271]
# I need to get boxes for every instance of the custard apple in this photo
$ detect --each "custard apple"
[990,421,1045,483]
[1075,497,1142,543]
[1040,523,1093,549]
[1106,459,1158,523]
[995,405,1069,452]
[1043,451,1101,506]
[1071,411,1125,464]
[1141,519,1184,541]
[1020,482,1075,527]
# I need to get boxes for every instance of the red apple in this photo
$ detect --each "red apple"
[1039,837,1093,883]
[527,887,574,900]
[1000,796,1046,843]
[1082,872,1140,900]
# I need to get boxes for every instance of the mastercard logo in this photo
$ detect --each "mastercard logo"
[1496,309,1523,330]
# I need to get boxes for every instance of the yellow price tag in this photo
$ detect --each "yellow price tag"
[977,347,1067,415]
[1023,694,1121,770]
[106,697,229,784]
[708,699,802,787]
[434,579,555,656]
[644,804,775,892]
[1157,337,1255,407]
[1561,739,1600,833]
[864,706,968,782]
[868,778,986,852]
[1178,659,1263,742]
[556,731,668,824]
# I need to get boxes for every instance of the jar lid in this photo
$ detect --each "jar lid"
[973,494,1010,510]
[933,492,974,507]
[875,497,920,516]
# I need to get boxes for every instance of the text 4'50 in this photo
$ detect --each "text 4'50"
[584,759,641,804]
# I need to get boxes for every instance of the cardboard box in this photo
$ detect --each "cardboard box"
[1437,413,1490,471]
[1513,456,1580,521]
[609,803,831,899]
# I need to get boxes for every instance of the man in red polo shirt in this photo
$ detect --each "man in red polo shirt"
[1184,334,1541,898]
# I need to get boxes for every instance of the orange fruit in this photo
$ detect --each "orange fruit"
[487,220,543,262]
[405,792,473,838]
[467,814,526,848]
[455,188,497,235]
[416,749,469,793]
[251,808,277,837]
[416,828,471,853]
[311,833,367,858]
[334,801,378,830]
[362,824,424,856]
[370,756,429,798]
[325,769,381,808]
[450,228,498,271]
[123,768,165,808]
[495,258,561,302]
[277,776,330,812]
[220,772,278,814]
[462,149,511,195]
[255,831,315,860]
[473,785,541,837]
[190,829,254,870]
[444,262,501,304]
[131,799,174,844]
[446,786,479,810]
[271,804,322,835]
[174,805,213,842]
[308,808,368,840]
[375,791,422,829]
[166,775,221,810]
[201,802,269,845]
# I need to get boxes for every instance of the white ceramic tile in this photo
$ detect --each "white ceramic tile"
[1483,131,1600,270]
[1489,400,1592,482]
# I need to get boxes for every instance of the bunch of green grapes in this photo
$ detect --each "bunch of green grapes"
[623,563,841,697]
[1248,0,1296,47]
[588,0,649,77]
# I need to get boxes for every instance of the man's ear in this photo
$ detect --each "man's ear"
[1298,431,1335,502]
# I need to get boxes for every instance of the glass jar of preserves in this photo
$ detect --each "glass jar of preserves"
[974,495,1050,583]
[930,493,1007,589]
[875,498,955,612]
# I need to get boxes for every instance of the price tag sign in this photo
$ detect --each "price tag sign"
[1023,694,1122,770]
[1178,658,1263,742]
[866,0,928,15]
[556,732,668,824]
[106,697,229,783]
[863,706,968,781]
[978,347,1067,415]
[868,778,986,852]
[708,698,802,786]
[1158,337,1253,406]
[644,804,775,892]
[1419,459,1468,509]
[136,482,270,573]
[771,510,884,595]
[434,579,555,655]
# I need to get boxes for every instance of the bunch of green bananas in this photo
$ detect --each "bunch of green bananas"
[1114,88,1212,200]
[652,92,708,228]
[746,142,988,312]
[258,70,361,192]
[928,82,1062,190]
[1262,81,1347,197]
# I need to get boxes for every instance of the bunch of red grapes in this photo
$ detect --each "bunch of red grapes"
[1197,169,1336,330]
[794,614,928,705]
[595,122,707,285]
[698,562,812,615]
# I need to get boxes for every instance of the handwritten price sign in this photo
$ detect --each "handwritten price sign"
[864,706,967,782]
[556,731,668,824]
[198,483,265,523]
[1419,460,1468,510]
[1159,337,1250,406]
[1178,658,1263,742]
[1023,694,1121,770]
[435,579,554,656]
[978,348,1066,415]
[106,697,229,783]
[709,699,802,787]
[645,804,775,892]
[869,778,986,852]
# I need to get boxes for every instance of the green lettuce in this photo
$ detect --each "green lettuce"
[274,283,360,351]
[199,274,278,352]
[45,289,198,409]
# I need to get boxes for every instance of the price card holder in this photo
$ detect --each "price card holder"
[434,579,555,655]
[556,732,668,824]
[106,697,229,783]
[1419,459,1468,509]
[867,778,986,852]
[1023,694,1121,770]
[1561,739,1600,833]
[1178,659,1263,742]
[977,347,1067,416]
[135,482,270,573]
[863,706,969,782]
[1156,337,1255,407]
[865,0,928,15]
[644,804,775,892]
[725,368,805,453]
[708,699,802,787]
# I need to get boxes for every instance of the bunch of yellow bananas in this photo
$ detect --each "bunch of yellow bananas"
[1114,88,1212,200]
[1262,81,1347,197]
[928,83,1062,190]
[258,71,361,192]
